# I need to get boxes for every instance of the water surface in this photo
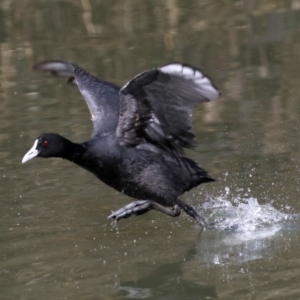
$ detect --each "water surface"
[1,1,300,299]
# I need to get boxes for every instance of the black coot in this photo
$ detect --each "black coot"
[22,61,220,228]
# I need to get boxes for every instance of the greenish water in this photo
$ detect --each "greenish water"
[1,1,300,299]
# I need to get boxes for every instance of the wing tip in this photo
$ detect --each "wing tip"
[159,62,220,101]
[32,61,48,72]
[32,60,74,71]
[32,60,76,79]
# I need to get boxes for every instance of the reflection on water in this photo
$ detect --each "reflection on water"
[118,255,217,299]
[116,191,299,298]
[1,0,300,299]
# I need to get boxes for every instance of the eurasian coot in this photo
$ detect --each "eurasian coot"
[22,61,220,228]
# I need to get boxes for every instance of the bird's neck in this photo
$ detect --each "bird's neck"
[56,137,85,162]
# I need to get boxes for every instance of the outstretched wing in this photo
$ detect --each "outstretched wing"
[116,63,220,155]
[33,61,120,138]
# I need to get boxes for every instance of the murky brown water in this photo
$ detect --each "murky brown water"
[1,1,300,299]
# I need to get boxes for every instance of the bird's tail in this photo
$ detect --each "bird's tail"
[180,156,215,192]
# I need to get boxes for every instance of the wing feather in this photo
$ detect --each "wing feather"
[116,63,220,155]
[33,60,120,138]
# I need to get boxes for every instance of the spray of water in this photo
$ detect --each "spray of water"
[194,187,299,265]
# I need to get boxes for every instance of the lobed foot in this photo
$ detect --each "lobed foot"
[108,200,152,221]
[108,200,181,221]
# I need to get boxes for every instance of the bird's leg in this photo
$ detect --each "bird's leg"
[175,198,216,229]
[151,202,181,217]
[108,200,181,221]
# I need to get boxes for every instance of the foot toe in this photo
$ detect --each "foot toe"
[108,201,149,221]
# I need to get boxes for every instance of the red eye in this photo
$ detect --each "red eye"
[42,140,49,147]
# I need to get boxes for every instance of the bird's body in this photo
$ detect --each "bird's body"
[23,61,220,228]
[48,134,213,206]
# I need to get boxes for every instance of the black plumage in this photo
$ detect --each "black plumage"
[23,61,220,228]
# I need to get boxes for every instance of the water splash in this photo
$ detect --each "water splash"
[202,190,294,235]
[195,189,299,265]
